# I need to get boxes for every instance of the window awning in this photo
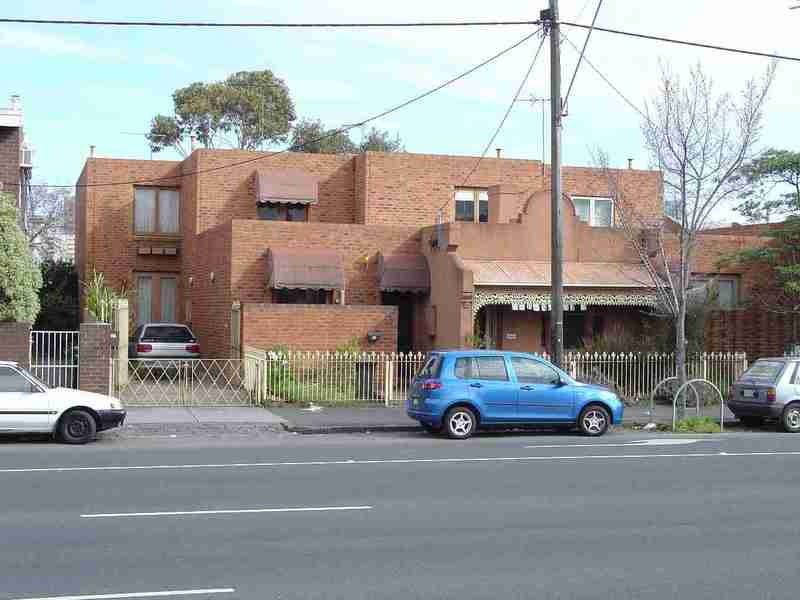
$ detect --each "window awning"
[461,260,651,288]
[377,253,430,294]
[256,169,319,205]
[266,248,344,290]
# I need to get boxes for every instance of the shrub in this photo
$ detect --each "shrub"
[675,416,720,433]
[0,193,42,322]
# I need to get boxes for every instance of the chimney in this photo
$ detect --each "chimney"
[496,148,502,159]
[89,145,95,158]
[9,95,21,111]
[627,158,633,170]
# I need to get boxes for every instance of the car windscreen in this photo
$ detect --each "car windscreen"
[741,360,785,383]
[141,326,195,343]
[416,354,442,379]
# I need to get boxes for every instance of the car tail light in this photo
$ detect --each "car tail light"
[767,387,777,402]
[136,343,152,353]
[186,344,200,353]
[421,380,442,391]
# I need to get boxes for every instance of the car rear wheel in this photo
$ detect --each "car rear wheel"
[781,404,800,433]
[578,405,610,436]
[444,406,477,439]
[59,409,97,444]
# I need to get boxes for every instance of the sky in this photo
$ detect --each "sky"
[3,1,799,222]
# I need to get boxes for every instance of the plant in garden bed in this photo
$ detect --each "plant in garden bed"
[675,416,720,433]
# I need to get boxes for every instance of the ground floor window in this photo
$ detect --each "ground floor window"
[272,288,331,304]
[135,273,178,326]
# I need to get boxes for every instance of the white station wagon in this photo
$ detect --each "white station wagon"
[0,361,126,444]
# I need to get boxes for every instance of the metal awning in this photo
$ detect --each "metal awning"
[377,253,430,294]
[266,248,344,290]
[461,260,652,288]
[256,169,319,205]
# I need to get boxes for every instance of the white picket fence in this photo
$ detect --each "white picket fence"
[243,347,748,407]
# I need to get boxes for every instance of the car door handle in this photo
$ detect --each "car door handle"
[520,385,535,391]
[470,383,483,388]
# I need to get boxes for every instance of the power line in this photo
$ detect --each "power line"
[560,33,650,123]
[563,0,603,111]
[18,29,540,190]
[560,21,800,63]
[458,31,547,191]
[0,17,540,28]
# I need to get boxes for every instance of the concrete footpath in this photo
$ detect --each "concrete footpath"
[121,402,736,436]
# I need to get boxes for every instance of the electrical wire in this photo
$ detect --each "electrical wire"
[563,0,603,110]
[560,33,650,123]
[18,28,540,190]
[458,31,547,191]
[560,21,800,63]
[0,17,539,28]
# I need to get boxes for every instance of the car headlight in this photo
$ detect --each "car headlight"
[110,398,123,410]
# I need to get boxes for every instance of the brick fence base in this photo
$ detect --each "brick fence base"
[78,321,112,395]
[0,321,32,368]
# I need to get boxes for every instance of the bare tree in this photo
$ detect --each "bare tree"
[22,185,73,262]
[600,61,776,385]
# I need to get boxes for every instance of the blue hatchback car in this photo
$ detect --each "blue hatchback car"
[406,351,623,439]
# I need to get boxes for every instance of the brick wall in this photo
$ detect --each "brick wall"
[706,308,794,359]
[0,126,20,204]
[229,220,422,306]
[0,322,31,367]
[360,152,663,227]
[78,321,112,395]
[242,303,398,352]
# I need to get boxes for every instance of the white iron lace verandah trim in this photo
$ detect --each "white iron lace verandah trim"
[472,287,658,316]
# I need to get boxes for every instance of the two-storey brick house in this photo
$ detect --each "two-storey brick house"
[76,148,770,357]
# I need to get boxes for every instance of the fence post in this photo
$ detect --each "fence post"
[383,356,393,407]
[78,321,112,395]
[115,299,129,387]
[0,322,32,369]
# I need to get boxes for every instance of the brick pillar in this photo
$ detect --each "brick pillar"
[79,321,112,395]
[0,322,32,368]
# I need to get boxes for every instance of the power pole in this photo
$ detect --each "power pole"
[542,0,564,368]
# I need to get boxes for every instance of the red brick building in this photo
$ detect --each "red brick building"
[75,148,773,357]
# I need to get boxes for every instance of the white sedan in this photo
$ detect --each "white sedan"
[0,360,126,444]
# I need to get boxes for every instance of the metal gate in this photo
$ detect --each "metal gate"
[113,359,253,406]
[29,330,80,388]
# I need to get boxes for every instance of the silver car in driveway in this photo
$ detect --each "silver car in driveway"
[128,323,201,360]
[729,357,800,431]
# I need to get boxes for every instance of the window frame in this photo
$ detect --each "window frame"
[135,272,180,326]
[689,273,740,310]
[454,188,489,224]
[133,186,181,237]
[571,196,615,227]
[473,355,510,382]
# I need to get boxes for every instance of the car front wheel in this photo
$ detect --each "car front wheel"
[59,409,97,444]
[578,405,610,436]
[444,406,477,439]
[782,404,800,433]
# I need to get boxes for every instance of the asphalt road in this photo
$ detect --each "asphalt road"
[3,430,800,600]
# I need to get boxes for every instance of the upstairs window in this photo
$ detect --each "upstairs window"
[134,187,180,235]
[690,274,739,310]
[257,203,308,222]
[272,289,331,304]
[572,196,613,227]
[455,188,489,223]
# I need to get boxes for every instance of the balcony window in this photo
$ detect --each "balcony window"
[272,288,331,304]
[572,196,614,227]
[257,203,308,222]
[455,188,489,223]
[134,187,180,235]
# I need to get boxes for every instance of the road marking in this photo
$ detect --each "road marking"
[81,505,372,518]
[3,451,800,474]
[524,439,704,449]
[12,589,235,600]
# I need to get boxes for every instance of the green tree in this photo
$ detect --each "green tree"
[35,260,79,330]
[358,127,404,153]
[148,70,296,155]
[736,149,800,222]
[0,193,42,322]
[290,118,357,154]
[729,149,800,339]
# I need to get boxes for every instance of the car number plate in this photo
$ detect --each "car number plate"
[743,389,755,398]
